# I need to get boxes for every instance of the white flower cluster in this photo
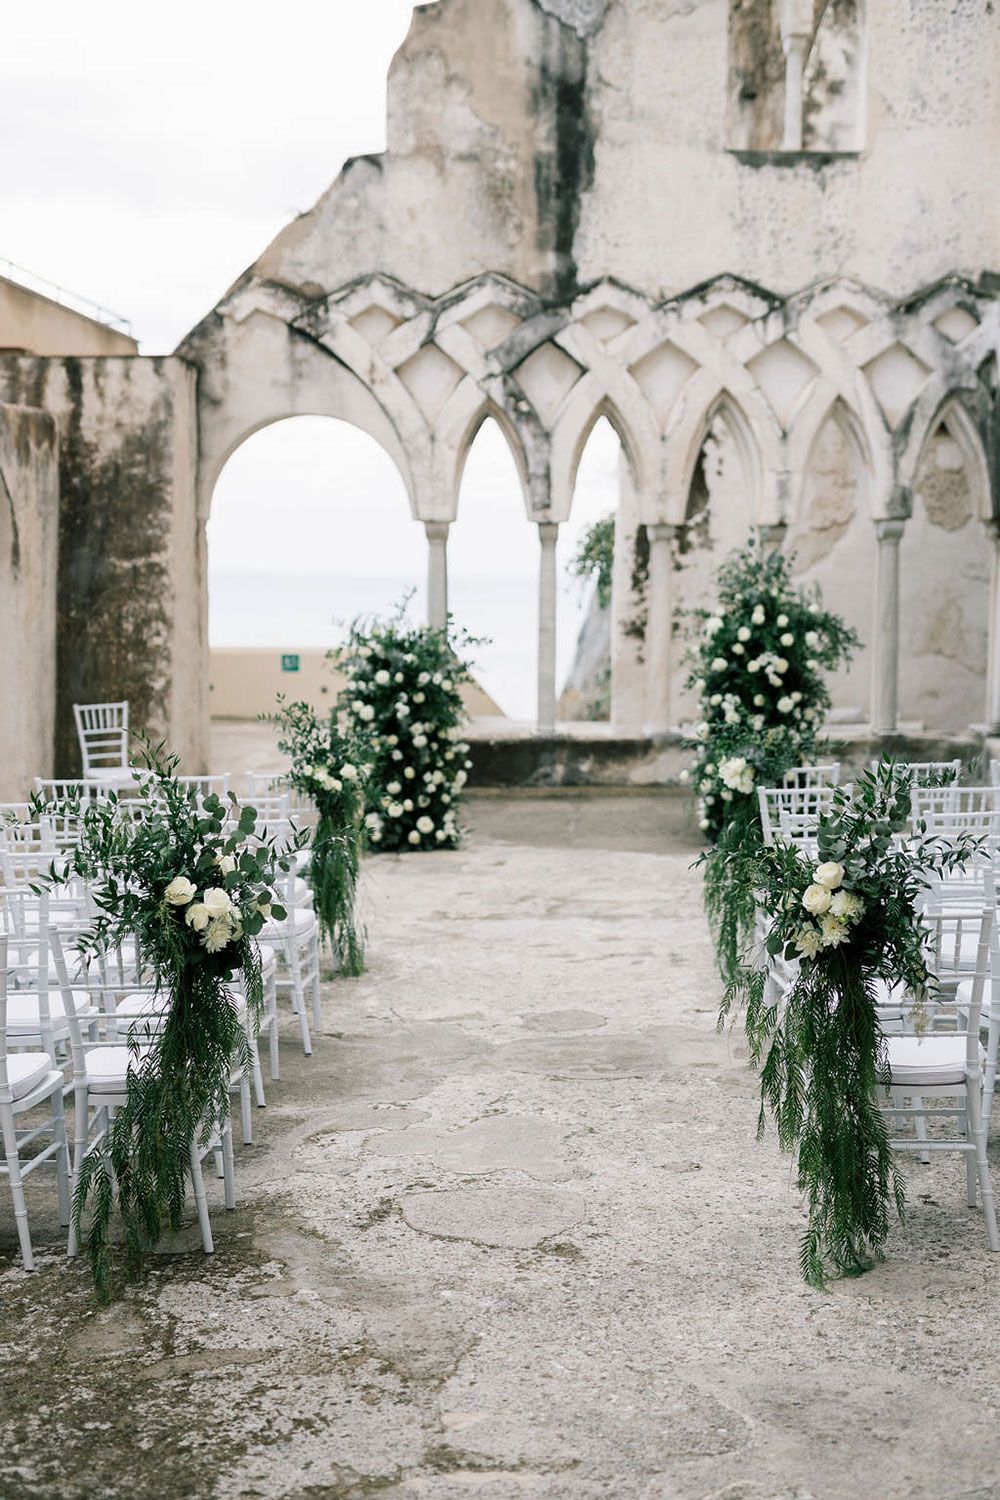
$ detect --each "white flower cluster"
[343,632,472,851]
[794,861,865,956]
[165,874,245,955]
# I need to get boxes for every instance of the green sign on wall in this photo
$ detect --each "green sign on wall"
[280,653,300,673]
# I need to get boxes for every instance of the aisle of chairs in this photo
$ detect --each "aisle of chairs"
[0,701,320,1270]
[755,757,1000,1251]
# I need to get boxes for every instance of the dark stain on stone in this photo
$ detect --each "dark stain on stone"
[532,15,595,301]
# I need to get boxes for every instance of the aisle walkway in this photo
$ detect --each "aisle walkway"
[3,796,1000,1499]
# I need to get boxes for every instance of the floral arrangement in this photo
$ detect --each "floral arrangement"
[722,761,980,1287]
[685,539,859,983]
[42,748,299,1296]
[337,610,478,853]
[268,696,368,975]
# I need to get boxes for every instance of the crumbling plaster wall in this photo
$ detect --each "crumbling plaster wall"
[241,0,997,306]
[0,401,58,800]
[0,356,201,776]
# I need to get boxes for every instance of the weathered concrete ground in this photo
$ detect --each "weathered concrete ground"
[3,792,1000,1500]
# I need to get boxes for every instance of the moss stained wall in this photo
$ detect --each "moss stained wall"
[0,355,200,776]
[0,400,58,798]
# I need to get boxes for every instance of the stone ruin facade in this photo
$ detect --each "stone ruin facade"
[1,0,998,793]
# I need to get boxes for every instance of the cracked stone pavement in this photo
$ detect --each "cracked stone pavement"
[3,792,1000,1500]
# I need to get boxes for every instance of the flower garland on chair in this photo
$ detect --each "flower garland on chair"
[721,762,980,1287]
[268,697,368,975]
[684,539,859,984]
[337,610,480,853]
[43,749,299,1297]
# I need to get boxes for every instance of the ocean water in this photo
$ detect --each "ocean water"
[209,570,592,721]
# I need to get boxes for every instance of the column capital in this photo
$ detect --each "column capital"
[874,517,906,544]
[424,520,450,544]
[536,520,559,545]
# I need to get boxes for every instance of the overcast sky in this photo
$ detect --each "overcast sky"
[3,1,617,714]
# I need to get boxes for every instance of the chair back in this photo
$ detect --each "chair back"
[0,934,12,1105]
[0,819,56,887]
[918,787,1000,839]
[73,701,129,776]
[872,759,962,785]
[782,764,841,790]
[758,784,835,846]
[914,903,994,1067]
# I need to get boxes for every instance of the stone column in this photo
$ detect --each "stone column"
[425,521,449,632]
[644,523,679,735]
[780,0,812,150]
[536,521,559,733]
[985,519,1000,732]
[871,518,905,735]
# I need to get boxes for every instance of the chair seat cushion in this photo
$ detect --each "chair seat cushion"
[261,907,316,939]
[85,1045,149,1092]
[5,989,95,1033]
[257,943,276,972]
[887,1034,982,1087]
[4,1051,55,1101]
[115,992,170,1018]
[84,769,137,788]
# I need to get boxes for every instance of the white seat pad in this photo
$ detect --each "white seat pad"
[257,943,276,972]
[86,1045,149,1092]
[115,993,170,1018]
[5,990,95,1032]
[261,907,316,939]
[887,1034,982,1087]
[4,1051,54,1101]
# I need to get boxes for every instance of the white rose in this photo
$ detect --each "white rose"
[441,793,451,804]
[442,679,453,691]
[806,658,818,671]
[777,614,789,628]
[751,605,766,625]
[802,884,833,916]
[804,631,819,649]
[202,886,233,918]
[394,672,404,683]
[753,694,765,707]
[737,626,751,642]
[418,672,430,685]
[388,802,404,818]
[413,692,426,704]
[404,767,415,780]
[165,876,196,906]
[359,704,375,722]
[679,769,690,783]
[780,633,794,647]
[454,770,468,789]
[416,816,434,834]
[814,861,844,890]
[747,658,760,673]
[341,764,359,781]
[413,734,428,748]
[435,829,447,842]
[351,700,365,713]
[391,749,403,761]
[375,669,390,685]
[386,735,398,747]
[403,799,414,812]
[407,830,421,846]
[387,781,401,795]
[185,901,210,931]
[705,617,723,637]
[396,703,410,718]
[777,696,794,714]
[711,657,727,673]
[214,853,237,876]
[773,658,788,675]
[732,642,745,655]
[710,693,722,706]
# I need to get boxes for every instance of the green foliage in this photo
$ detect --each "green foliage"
[721,761,983,1287]
[684,537,859,981]
[267,697,368,975]
[38,743,298,1298]
[336,606,481,853]
[567,513,615,609]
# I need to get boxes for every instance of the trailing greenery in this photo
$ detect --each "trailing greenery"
[721,761,981,1287]
[40,747,298,1298]
[684,538,859,982]
[267,697,368,975]
[337,607,481,853]
[567,513,615,609]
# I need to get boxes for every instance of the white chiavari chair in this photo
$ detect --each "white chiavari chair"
[0,933,71,1269]
[782,764,841,789]
[73,701,136,789]
[758,784,835,847]
[882,902,999,1252]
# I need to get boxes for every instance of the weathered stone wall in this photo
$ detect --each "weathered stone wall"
[0,356,201,776]
[0,401,58,799]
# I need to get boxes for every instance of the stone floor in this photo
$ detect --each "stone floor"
[4,794,1000,1500]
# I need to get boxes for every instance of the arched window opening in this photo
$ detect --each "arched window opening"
[449,416,534,721]
[207,414,422,722]
[559,416,625,723]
